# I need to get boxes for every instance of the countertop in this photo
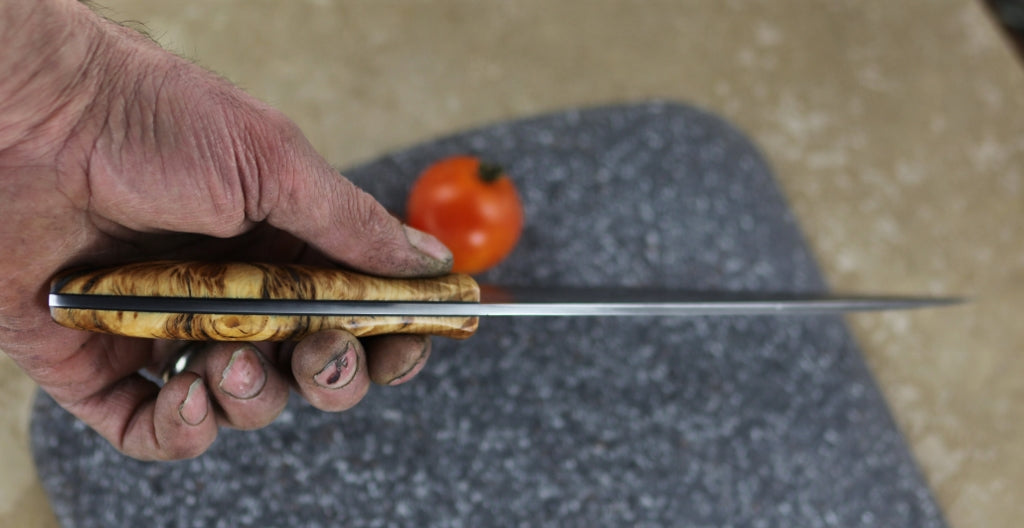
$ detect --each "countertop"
[3,1,1022,526]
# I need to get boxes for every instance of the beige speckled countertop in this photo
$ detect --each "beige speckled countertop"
[3,1,1022,526]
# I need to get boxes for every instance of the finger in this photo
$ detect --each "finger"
[259,139,452,277]
[25,332,219,461]
[364,334,432,386]
[63,371,218,461]
[177,342,290,430]
[27,332,154,406]
[153,372,218,459]
[290,329,371,412]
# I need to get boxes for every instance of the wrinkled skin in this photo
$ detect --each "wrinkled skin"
[0,0,451,460]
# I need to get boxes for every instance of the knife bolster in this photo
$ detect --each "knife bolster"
[49,261,480,340]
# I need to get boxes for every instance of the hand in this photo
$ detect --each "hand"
[0,0,452,460]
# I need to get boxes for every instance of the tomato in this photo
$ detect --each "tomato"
[406,155,524,274]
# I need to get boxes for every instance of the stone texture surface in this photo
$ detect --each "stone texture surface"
[32,103,943,527]
[3,2,1023,527]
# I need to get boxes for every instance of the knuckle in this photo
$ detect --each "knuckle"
[230,104,306,223]
[340,187,396,239]
[337,188,412,269]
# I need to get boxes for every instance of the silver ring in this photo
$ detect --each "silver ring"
[162,342,203,383]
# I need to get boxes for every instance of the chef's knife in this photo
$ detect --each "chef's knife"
[48,260,961,341]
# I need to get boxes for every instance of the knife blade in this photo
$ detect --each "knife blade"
[49,286,958,317]
[48,260,962,341]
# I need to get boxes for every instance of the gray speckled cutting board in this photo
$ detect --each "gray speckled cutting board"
[31,102,945,528]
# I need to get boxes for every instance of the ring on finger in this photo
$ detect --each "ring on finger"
[162,342,204,383]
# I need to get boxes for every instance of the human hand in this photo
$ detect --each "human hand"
[0,0,452,460]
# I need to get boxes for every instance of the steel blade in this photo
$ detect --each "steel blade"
[48,286,963,317]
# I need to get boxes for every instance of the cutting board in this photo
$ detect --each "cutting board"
[31,102,945,527]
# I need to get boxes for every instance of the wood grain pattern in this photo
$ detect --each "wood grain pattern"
[50,261,480,340]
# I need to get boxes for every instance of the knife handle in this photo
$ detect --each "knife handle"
[49,261,480,341]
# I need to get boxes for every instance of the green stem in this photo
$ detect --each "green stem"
[478,162,504,183]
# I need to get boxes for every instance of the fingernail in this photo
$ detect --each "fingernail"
[314,343,359,389]
[403,225,453,265]
[219,346,267,400]
[385,340,431,386]
[388,371,415,386]
[179,379,208,426]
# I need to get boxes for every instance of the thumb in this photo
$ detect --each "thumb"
[262,140,452,277]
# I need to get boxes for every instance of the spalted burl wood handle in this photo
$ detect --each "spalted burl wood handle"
[50,261,480,341]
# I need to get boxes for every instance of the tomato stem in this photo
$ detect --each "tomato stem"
[478,162,505,183]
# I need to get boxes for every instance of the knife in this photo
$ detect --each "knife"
[48,260,961,341]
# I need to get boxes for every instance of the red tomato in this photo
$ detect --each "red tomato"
[406,156,524,274]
